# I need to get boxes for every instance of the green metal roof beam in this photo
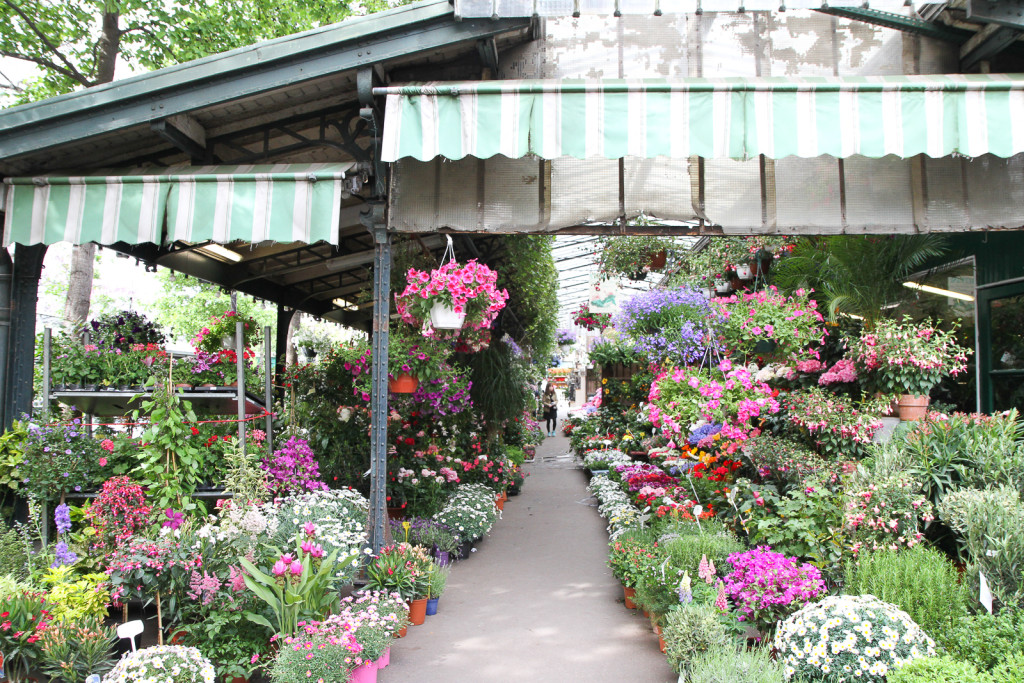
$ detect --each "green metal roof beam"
[0,0,532,162]
[815,7,974,44]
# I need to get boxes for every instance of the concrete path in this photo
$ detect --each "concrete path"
[380,425,677,683]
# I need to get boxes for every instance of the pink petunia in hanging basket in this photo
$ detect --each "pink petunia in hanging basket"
[394,259,509,351]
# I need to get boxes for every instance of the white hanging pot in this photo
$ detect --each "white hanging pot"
[701,288,714,300]
[429,301,467,330]
[734,263,753,279]
[715,280,732,294]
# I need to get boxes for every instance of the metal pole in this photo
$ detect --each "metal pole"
[264,325,273,453]
[366,207,390,554]
[42,328,51,421]
[236,321,246,455]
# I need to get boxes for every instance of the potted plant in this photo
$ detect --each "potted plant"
[386,328,450,393]
[394,259,509,346]
[89,310,167,351]
[191,310,260,353]
[710,286,826,362]
[595,235,677,280]
[848,316,971,420]
[425,564,449,615]
[0,580,51,682]
[38,615,119,683]
[102,645,216,683]
[572,303,613,332]
[616,287,717,365]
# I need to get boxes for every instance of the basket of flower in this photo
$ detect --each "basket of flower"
[191,310,261,353]
[394,258,508,350]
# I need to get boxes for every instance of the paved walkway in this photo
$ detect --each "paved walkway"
[380,425,677,683]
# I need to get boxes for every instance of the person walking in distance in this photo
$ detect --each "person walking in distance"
[543,383,558,437]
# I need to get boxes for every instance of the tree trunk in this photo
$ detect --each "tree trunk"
[62,242,97,325]
[285,313,301,366]
[62,11,121,326]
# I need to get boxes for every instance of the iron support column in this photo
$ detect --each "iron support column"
[273,305,295,403]
[4,244,46,428]
[0,250,12,427]
[363,202,389,554]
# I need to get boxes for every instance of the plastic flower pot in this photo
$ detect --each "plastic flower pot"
[426,597,439,615]
[457,540,472,559]
[388,373,418,393]
[898,394,930,421]
[376,646,391,669]
[409,597,428,625]
[734,263,754,279]
[623,585,637,609]
[434,550,450,566]
[429,301,467,330]
[349,659,377,683]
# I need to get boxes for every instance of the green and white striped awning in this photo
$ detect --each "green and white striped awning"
[1,162,353,246]
[378,75,1024,163]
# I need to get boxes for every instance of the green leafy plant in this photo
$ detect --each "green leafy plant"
[939,486,1024,610]
[886,655,991,683]
[364,544,418,601]
[661,530,745,576]
[842,546,970,649]
[40,565,110,623]
[0,525,28,579]
[596,234,678,279]
[662,603,732,677]
[132,380,203,511]
[37,614,118,683]
[945,609,1024,672]
[176,609,268,681]
[427,564,449,599]
[686,646,789,683]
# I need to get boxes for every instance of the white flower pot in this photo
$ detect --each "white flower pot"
[701,288,714,300]
[715,280,732,294]
[429,301,466,330]
[734,263,753,279]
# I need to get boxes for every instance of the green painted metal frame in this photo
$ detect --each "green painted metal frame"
[976,280,1024,414]
[815,7,974,44]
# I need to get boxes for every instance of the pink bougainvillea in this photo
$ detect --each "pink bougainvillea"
[260,436,328,497]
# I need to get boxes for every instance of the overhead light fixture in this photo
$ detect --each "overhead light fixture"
[903,281,975,302]
[197,244,243,263]
[333,297,358,309]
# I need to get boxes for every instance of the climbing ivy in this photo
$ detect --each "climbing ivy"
[495,235,559,360]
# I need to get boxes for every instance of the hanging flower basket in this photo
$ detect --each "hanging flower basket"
[394,259,508,351]
[734,263,754,280]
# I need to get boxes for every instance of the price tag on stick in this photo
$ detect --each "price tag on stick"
[979,571,994,614]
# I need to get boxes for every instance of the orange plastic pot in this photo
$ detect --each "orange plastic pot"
[409,598,428,625]
[389,373,418,394]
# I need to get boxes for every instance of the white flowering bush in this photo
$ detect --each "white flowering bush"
[588,474,642,538]
[267,488,370,582]
[773,594,936,682]
[432,483,498,542]
[102,645,215,683]
[583,448,633,469]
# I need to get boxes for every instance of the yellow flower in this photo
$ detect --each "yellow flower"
[602,378,608,385]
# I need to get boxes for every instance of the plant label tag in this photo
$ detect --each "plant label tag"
[979,571,993,614]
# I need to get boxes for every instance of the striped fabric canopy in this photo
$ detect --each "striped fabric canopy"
[2,163,352,246]
[378,76,1024,163]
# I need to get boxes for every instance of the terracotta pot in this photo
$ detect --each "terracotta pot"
[495,496,505,511]
[623,585,637,609]
[386,506,406,520]
[396,624,408,638]
[898,394,930,421]
[648,249,667,270]
[389,373,418,393]
[230,678,249,683]
[170,630,187,645]
[658,632,666,653]
[409,597,428,625]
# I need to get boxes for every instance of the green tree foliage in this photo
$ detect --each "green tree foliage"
[772,235,948,325]
[147,270,275,347]
[0,0,360,104]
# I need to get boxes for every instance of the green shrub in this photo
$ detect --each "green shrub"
[662,604,732,676]
[635,570,683,622]
[887,655,990,683]
[686,646,787,683]
[842,545,970,648]
[0,526,27,579]
[946,609,1024,672]
[990,652,1024,683]
[939,486,1024,609]
[662,530,745,576]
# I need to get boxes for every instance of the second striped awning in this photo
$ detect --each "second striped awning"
[377,75,1024,163]
[2,162,353,247]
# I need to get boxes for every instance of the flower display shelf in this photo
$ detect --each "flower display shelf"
[48,388,265,417]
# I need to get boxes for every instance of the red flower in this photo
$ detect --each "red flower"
[404,437,415,446]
